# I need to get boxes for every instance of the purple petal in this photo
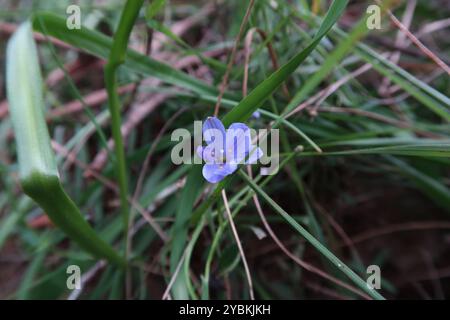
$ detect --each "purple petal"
[202,144,224,163]
[226,123,251,164]
[223,163,238,175]
[228,123,250,132]
[196,145,204,159]
[197,145,215,163]
[245,146,263,164]
[202,163,237,183]
[203,117,226,145]
[202,164,223,183]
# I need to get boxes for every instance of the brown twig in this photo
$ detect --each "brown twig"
[221,189,255,300]
[126,107,188,298]
[376,0,450,75]
[379,0,416,96]
[50,84,136,118]
[162,246,189,300]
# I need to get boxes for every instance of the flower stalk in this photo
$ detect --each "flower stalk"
[104,0,144,259]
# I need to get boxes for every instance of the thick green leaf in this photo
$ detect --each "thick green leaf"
[6,22,124,267]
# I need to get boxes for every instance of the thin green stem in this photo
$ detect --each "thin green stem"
[104,0,144,261]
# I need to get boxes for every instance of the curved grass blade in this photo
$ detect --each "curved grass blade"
[6,22,125,267]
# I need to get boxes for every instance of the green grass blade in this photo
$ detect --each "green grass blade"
[17,248,47,300]
[301,143,450,158]
[0,199,28,250]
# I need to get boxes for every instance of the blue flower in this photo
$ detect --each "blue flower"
[197,117,263,183]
